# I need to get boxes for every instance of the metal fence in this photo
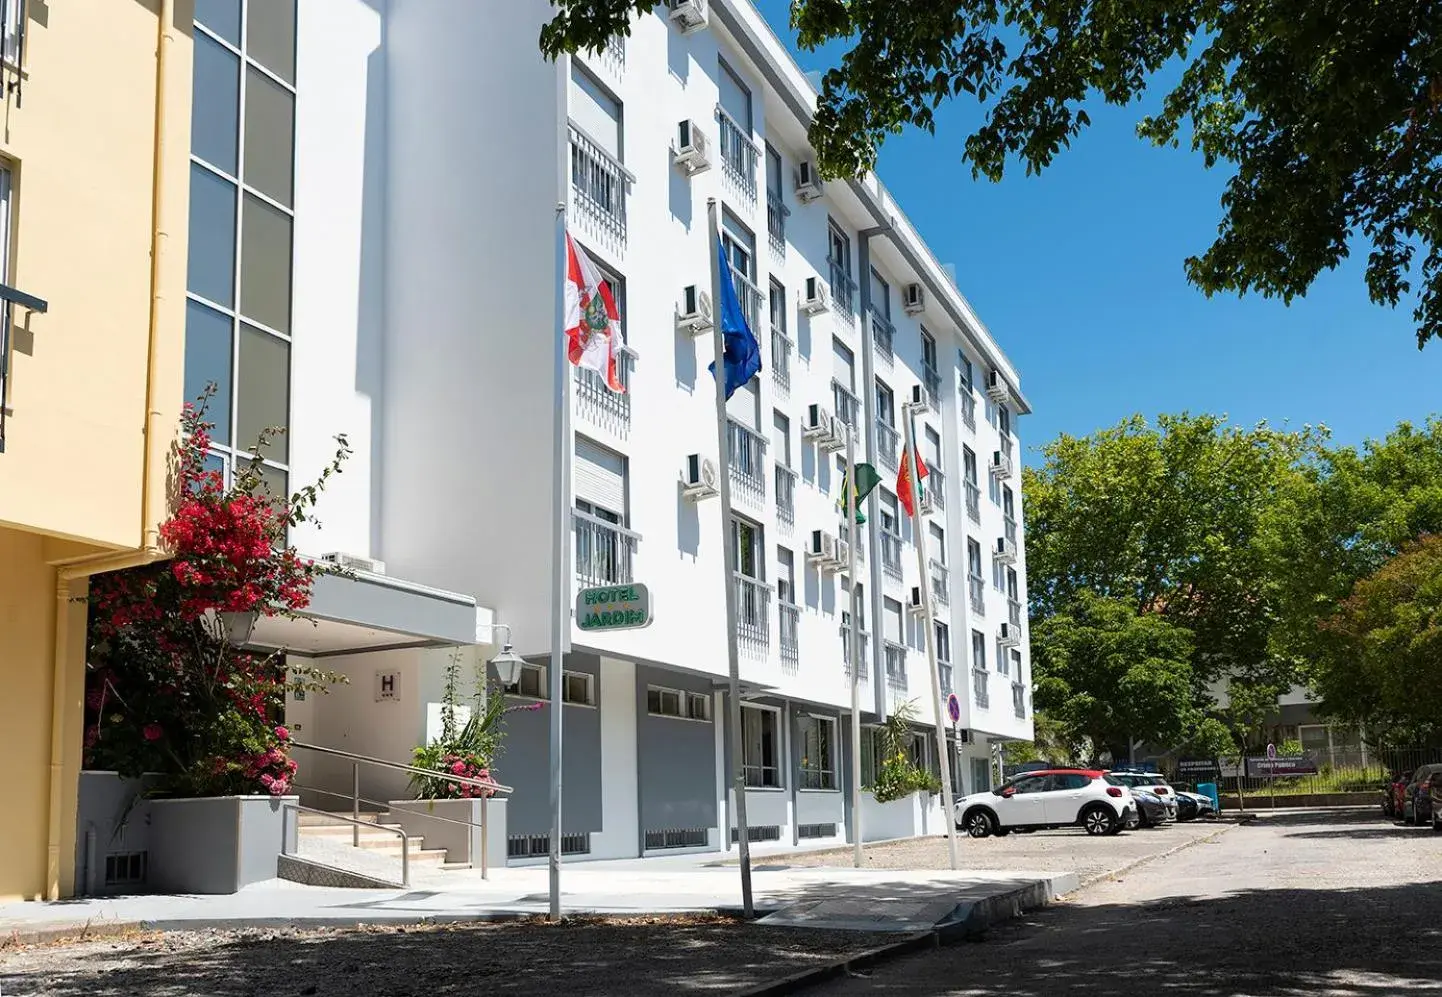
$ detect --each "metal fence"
[1175,746,1441,800]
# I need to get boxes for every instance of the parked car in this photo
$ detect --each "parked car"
[1130,788,1171,828]
[1402,764,1442,825]
[1170,783,1217,821]
[1384,770,1414,819]
[1429,777,1442,831]
[1107,770,1179,821]
[954,769,1136,838]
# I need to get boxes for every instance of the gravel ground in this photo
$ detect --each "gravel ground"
[779,817,1228,884]
[0,914,897,996]
[816,807,1442,995]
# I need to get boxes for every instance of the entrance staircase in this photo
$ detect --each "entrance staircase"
[286,810,466,887]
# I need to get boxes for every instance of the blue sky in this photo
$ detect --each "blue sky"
[754,2,1442,460]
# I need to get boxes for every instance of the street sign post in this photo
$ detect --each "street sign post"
[946,693,961,726]
[1266,742,1277,761]
[575,584,653,632]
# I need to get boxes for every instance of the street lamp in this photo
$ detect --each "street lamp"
[484,622,527,686]
[206,608,260,647]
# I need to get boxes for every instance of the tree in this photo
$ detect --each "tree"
[1031,590,1199,763]
[540,2,1442,348]
[1312,534,1442,742]
[1024,413,1319,692]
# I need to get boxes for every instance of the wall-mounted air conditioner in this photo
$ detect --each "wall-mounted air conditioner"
[990,450,1013,479]
[795,160,824,202]
[667,0,709,35]
[681,453,719,501]
[676,284,714,335]
[674,119,712,174]
[322,552,386,575]
[903,282,925,315]
[907,586,925,615]
[801,275,829,315]
[986,369,1009,403]
[998,622,1021,647]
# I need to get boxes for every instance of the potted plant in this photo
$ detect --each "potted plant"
[80,390,349,893]
[863,701,943,840]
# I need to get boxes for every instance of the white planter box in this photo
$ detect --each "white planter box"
[859,790,946,841]
[388,797,507,870]
[148,795,297,893]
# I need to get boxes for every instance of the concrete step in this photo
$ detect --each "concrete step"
[297,810,388,827]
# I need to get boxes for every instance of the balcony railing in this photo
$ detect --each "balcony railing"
[573,509,640,586]
[960,390,977,431]
[1012,682,1027,718]
[829,258,856,319]
[870,308,894,365]
[930,559,949,606]
[779,602,799,665]
[969,573,986,616]
[1008,598,1023,628]
[771,327,793,393]
[973,668,990,709]
[875,419,900,471]
[884,641,907,690]
[965,480,981,523]
[726,419,767,502]
[775,464,797,527]
[731,268,763,334]
[1004,514,1017,547]
[880,531,903,580]
[832,380,860,428]
[922,364,942,410]
[735,573,771,648]
[574,346,635,427]
[716,107,758,201]
[928,465,946,511]
[841,625,870,679]
[568,123,632,240]
[766,190,788,257]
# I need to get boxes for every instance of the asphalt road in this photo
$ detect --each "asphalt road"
[818,807,1442,996]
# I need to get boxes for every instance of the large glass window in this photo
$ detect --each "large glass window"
[742,706,780,788]
[798,715,836,790]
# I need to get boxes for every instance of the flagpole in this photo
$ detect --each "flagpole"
[902,404,958,869]
[846,424,864,868]
[707,197,753,917]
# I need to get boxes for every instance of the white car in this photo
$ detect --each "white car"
[954,768,1136,837]
[1108,770,1179,821]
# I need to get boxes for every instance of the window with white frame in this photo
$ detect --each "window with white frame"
[563,671,595,706]
[776,546,796,605]
[936,621,952,662]
[647,686,711,722]
[504,664,546,699]
[741,705,780,787]
[972,629,987,671]
[798,714,837,790]
[924,425,943,471]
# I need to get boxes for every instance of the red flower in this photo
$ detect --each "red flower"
[142,723,164,742]
[274,725,290,741]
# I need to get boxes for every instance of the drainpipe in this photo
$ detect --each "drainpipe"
[44,0,175,898]
[857,222,891,721]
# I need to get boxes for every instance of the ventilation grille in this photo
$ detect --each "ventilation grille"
[507,833,591,858]
[797,823,838,840]
[644,827,709,850]
[730,824,782,843]
[104,851,147,886]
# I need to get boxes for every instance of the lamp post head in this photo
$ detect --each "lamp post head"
[207,608,259,647]
[488,643,527,687]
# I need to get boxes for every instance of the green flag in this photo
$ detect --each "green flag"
[837,462,882,524]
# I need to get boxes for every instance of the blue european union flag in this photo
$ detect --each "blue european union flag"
[708,236,763,400]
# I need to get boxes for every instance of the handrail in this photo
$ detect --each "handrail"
[282,802,409,888]
[571,506,643,541]
[292,740,513,794]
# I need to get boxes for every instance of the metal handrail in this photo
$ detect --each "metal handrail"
[282,802,410,888]
[291,740,512,878]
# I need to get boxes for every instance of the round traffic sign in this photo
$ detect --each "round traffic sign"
[1266,742,1277,760]
[946,693,961,724]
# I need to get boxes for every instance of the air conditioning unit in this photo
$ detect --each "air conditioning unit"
[986,369,1009,403]
[676,284,714,334]
[907,586,926,615]
[919,490,936,516]
[994,536,1017,563]
[998,622,1021,647]
[801,275,830,315]
[990,449,1012,479]
[322,551,386,575]
[835,537,851,568]
[666,0,709,34]
[795,160,823,202]
[807,529,841,571]
[908,383,930,412]
[674,119,712,174]
[681,453,720,501]
[903,282,925,315]
[803,403,845,452]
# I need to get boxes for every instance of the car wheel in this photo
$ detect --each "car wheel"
[1433,814,1442,833]
[964,810,995,839]
[994,828,1011,837]
[1082,805,1116,836]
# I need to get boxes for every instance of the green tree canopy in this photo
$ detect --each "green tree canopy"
[540,1,1442,348]
[1024,412,1319,690]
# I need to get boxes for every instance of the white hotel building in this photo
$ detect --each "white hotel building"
[184,0,1034,863]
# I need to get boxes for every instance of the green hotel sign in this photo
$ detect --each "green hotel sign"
[576,583,653,632]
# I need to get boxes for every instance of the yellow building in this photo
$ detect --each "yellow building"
[0,0,190,902]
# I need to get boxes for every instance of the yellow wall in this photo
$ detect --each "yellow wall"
[0,0,190,550]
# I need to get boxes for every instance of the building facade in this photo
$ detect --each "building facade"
[0,0,190,901]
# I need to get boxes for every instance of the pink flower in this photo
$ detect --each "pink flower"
[259,773,275,788]
[268,777,288,796]
[274,725,290,741]
[142,723,164,742]
[450,761,467,775]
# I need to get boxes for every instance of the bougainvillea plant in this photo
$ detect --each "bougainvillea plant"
[83,388,351,798]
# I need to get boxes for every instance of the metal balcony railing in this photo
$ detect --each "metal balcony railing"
[734,573,771,647]
[922,364,942,410]
[880,531,903,580]
[965,480,981,523]
[771,327,793,392]
[875,419,900,471]
[766,190,788,257]
[1004,514,1017,547]
[930,559,949,606]
[928,465,946,511]
[960,390,977,431]
[731,268,763,334]
[828,258,856,319]
[574,346,635,425]
[841,625,870,679]
[1012,682,1027,718]
[573,509,640,586]
[884,641,907,690]
[568,123,633,240]
[1009,598,1023,628]
[969,574,986,616]
[870,308,894,364]
[775,464,797,526]
[716,107,758,201]
[779,602,799,665]
[832,380,860,428]
[973,668,990,709]
[726,419,767,502]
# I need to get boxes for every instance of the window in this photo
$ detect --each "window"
[570,63,622,160]
[187,0,297,491]
[741,705,780,787]
[999,404,1012,437]
[563,671,595,707]
[971,630,987,671]
[870,268,890,318]
[929,522,946,560]
[776,547,796,604]
[1007,567,1019,601]
[765,145,783,195]
[859,726,886,786]
[958,351,974,390]
[967,537,983,578]
[832,337,856,391]
[798,715,836,790]
[936,621,951,662]
[880,490,900,536]
[772,410,792,468]
[648,686,712,722]
[875,379,895,426]
[505,664,546,699]
[718,58,753,130]
[722,213,761,329]
[925,425,942,470]
[963,447,978,484]
[732,518,764,580]
[841,577,865,630]
[828,223,851,273]
[1011,649,1024,681]
[884,597,904,645]
[921,329,938,372]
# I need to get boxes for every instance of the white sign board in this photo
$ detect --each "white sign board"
[375,669,401,702]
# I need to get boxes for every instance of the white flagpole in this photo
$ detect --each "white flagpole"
[846,426,864,868]
[707,197,753,917]
[903,404,958,869]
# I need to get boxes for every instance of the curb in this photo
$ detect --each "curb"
[2,920,144,950]
[1078,821,1241,889]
